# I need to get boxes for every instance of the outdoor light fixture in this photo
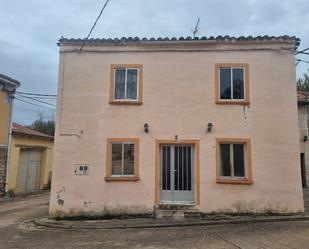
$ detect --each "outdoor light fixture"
[207,122,213,133]
[144,123,149,133]
[304,136,308,142]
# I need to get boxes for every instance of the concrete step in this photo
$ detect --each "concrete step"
[155,205,200,220]
[184,209,201,219]
[155,209,173,219]
[157,204,196,211]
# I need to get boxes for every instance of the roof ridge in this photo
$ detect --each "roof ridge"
[58,35,300,46]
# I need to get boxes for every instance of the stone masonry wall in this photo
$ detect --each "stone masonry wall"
[0,146,7,196]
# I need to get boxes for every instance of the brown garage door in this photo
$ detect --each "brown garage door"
[15,149,42,193]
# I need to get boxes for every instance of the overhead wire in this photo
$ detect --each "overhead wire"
[17,93,57,100]
[23,96,57,100]
[297,58,309,64]
[296,48,309,55]
[79,0,111,52]
[16,91,57,97]
[16,93,56,107]
[15,97,56,110]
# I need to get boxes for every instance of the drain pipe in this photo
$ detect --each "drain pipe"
[4,91,15,195]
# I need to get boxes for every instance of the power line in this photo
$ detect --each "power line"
[15,97,56,110]
[297,51,309,56]
[22,96,57,100]
[17,93,57,100]
[281,47,309,56]
[297,58,309,64]
[296,48,309,55]
[16,93,56,107]
[79,0,111,52]
[16,91,57,97]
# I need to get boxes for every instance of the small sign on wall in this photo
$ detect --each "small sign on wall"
[75,164,89,175]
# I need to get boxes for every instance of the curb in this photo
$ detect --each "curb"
[34,215,309,230]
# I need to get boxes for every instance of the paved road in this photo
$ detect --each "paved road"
[1,192,309,249]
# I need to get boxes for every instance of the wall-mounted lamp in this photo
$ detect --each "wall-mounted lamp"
[144,123,149,133]
[207,122,213,133]
[304,136,308,142]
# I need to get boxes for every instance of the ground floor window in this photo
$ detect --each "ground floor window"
[105,138,140,181]
[216,138,253,184]
[111,142,135,175]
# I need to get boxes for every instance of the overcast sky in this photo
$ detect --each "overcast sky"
[1,0,309,125]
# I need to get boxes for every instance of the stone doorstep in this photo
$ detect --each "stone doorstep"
[155,205,201,220]
[156,204,196,210]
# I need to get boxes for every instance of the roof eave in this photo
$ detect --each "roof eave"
[0,74,21,91]
[57,35,300,49]
[12,131,54,140]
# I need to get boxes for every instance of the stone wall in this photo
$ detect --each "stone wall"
[0,146,7,196]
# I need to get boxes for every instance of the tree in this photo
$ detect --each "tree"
[297,69,309,91]
[30,111,55,136]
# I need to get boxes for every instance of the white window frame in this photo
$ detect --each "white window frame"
[113,68,139,101]
[220,143,247,180]
[110,142,135,177]
[219,67,246,101]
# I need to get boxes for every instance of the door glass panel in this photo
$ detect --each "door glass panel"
[123,144,134,175]
[233,144,245,177]
[187,147,192,190]
[111,143,122,175]
[114,69,125,99]
[183,147,187,191]
[232,68,244,99]
[174,146,179,191]
[220,144,231,176]
[162,146,167,190]
[220,68,231,99]
[178,147,183,190]
[166,146,171,190]
[162,146,171,190]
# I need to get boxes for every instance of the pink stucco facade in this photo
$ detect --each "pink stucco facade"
[50,37,304,217]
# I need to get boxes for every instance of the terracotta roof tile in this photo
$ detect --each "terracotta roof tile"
[58,35,300,48]
[12,123,53,139]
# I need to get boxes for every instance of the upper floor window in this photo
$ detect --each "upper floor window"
[215,64,249,105]
[110,64,143,105]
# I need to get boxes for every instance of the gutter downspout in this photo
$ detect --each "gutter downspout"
[4,91,15,194]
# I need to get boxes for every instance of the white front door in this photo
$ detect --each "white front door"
[160,145,194,204]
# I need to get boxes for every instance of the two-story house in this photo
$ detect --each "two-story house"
[50,36,304,217]
[0,74,20,195]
